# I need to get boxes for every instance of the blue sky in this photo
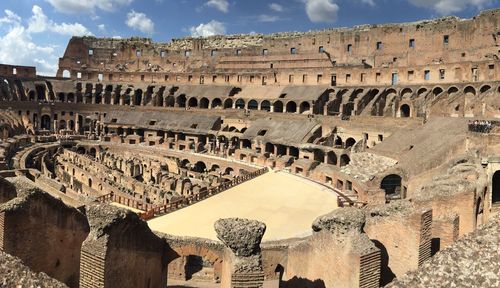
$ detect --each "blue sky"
[0,0,498,75]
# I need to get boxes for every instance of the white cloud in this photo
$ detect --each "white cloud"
[269,3,284,12]
[0,9,60,76]
[361,0,376,6]
[408,0,492,15]
[98,24,106,32]
[257,15,281,22]
[305,0,339,23]
[205,0,229,13]
[126,10,155,35]
[27,5,92,36]
[189,20,226,37]
[45,0,133,14]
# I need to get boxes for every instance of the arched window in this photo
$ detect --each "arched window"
[211,98,222,108]
[199,98,209,109]
[273,101,283,113]
[248,100,258,110]
[299,102,311,114]
[261,100,271,112]
[188,97,198,108]
[235,99,245,109]
[286,101,297,113]
[340,154,350,167]
[224,98,233,109]
[380,174,402,197]
[400,104,410,118]
[345,138,356,149]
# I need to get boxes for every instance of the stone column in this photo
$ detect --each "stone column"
[215,218,266,288]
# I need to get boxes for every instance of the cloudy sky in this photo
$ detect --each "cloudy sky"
[0,0,498,76]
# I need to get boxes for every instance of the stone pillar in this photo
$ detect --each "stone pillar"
[79,204,168,288]
[75,113,80,133]
[285,207,381,288]
[215,218,266,288]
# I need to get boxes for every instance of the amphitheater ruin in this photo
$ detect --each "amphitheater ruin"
[0,8,499,288]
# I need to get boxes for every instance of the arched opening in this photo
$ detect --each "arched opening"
[68,120,75,131]
[493,171,500,206]
[261,100,271,112]
[248,100,258,110]
[289,146,299,158]
[67,93,75,103]
[334,136,343,147]
[62,70,70,78]
[210,164,220,172]
[76,147,86,155]
[165,96,175,107]
[241,139,252,149]
[480,85,491,94]
[299,101,311,114]
[40,115,51,130]
[448,86,459,95]
[224,167,234,176]
[401,88,413,98]
[211,98,222,108]
[432,87,443,97]
[235,99,245,109]
[286,101,297,113]
[273,101,283,113]
[417,88,427,97]
[180,159,191,170]
[327,151,337,165]
[177,95,187,108]
[89,148,97,158]
[464,86,476,97]
[59,120,67,130]
[345,138,356,149]
[380,174,402,197]
[223,98,233,109]
[199,98,209,109]
[134,89,143,105]
[58,93,65,102]
[265,143,274,154]
[340,154,350,167]
[28,91,36,101]
[188,97,198,108]
[400,104,410,118]
[193,161,207,173]
[313,149,324,162]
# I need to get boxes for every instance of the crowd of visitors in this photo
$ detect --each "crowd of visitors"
[468,120,497,133]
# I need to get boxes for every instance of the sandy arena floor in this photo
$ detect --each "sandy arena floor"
[148,170,338,241]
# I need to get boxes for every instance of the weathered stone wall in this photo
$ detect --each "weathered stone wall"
[0,185,89,288]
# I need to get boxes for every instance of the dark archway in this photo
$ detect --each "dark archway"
[134,89,143,105]
[199,97,209,109]
[327,151,337,165]
[380,174,402,197]
[235,99,245,109]
[177,95,187,107]
[400,104,410,118]
[211,98,222,108]
[299,101,311,114]
[345,138,356,149]
[224,98,233,109]
[261,100,271,112]
[188,97,198,108]
[193,161,207,173]
[340,154,350,167]
[493,171,500,205]
[286,101,297,113]
[248,100,258,110]
[273,101,283,113]
[40,115,51,130]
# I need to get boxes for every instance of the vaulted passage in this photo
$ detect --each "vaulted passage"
[381,174,402,197]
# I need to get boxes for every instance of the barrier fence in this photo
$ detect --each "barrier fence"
[97,167,269,220]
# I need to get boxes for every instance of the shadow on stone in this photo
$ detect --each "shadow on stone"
[372,239,396,286]
[281,277,326,288]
